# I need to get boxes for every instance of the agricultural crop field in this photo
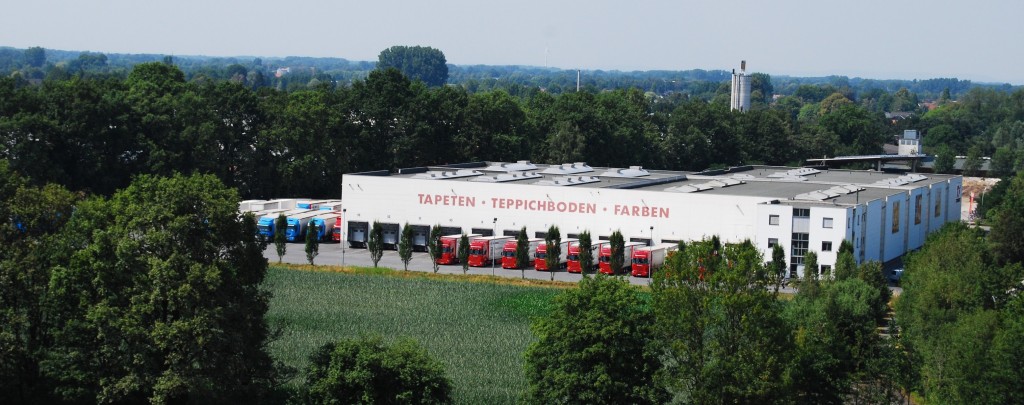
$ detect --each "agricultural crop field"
[264,266,564,404]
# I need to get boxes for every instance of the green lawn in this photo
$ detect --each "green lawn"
[264,266,562,404]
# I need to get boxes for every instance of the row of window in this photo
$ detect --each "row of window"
[768,238,832,252]
[771,190,947,234]
[769,214,833,228]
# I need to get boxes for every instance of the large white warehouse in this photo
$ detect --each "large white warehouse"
[341,161,962,277]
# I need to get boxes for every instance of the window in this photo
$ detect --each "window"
[915,195,922,225]
[892,201,901,233]
[822,241,833,252]
[791,233,809,272]
[823,217,833,228]
[821,265,832,276]
[769,215,780,225]
[935,189,942,217]
[793,208,810,217]
[768,238,778,248]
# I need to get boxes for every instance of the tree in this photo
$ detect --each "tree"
[545,225,562,281]
[651,238,792,403]
[963,145,983,177]
[516,226,530,278]
[525,275,665,404]
[427,225,442,274]
[801,250,820,297]
[369,221,384,268]
[990,172,1024,265]
[305,222,319,265]
[304,337,452,405]
[45,174,280,403]
[896,223,1023,403]
[933,144,956,174]
[22,46,45,68]
[768,243,787,292]
[0,168,79,403]
[376,46,449,87]
[398,223,413,271]
[578,231,594,274]
[275,214,288,263]
[609,231,625,275]
[458,233,470,274]
[834,244,857,281]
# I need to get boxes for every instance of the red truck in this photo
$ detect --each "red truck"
[630,243,678,277]
[567,240,609,273]
[501,238,543,269]
[467,236,514,267]
[534,239,577,271]
[598,241,645,275]
[437,234,480,265]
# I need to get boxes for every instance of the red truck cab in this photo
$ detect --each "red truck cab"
[597,246,614,274]
[501,241,519,269]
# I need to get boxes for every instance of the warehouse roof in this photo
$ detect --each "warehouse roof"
[352,161,960,207]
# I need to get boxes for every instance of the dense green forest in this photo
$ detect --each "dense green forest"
[4,47,1024,201]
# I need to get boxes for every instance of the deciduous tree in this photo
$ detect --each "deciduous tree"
[369,221,384,267]
[45,173,279,403]
[304,337,451,404]
[525,275,665,404]
[398,222,413,271]
[427,225,442,273]
[305,222,319,265]
[544,225,561,280]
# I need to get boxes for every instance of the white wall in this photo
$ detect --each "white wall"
[863,199,884,263]
[809,206,848,274]
[756,203,794,265]
[342,175,774,246]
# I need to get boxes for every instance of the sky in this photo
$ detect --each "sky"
[5,0,1024,84]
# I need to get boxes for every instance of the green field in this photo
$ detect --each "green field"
[264,266,563,404]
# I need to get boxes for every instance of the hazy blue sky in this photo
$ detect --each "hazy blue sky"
[6,0,1023,84]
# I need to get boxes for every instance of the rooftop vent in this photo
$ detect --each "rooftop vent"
[769,167,820,178]
[599,166,650,178]
[541,162,594,175]
[872,174,927,187]
[411,169,483,180]
[794,184,865,201]
[534,176,601,186]
[471,171,543,183]
[664,178,744,193]
[483,160,538,172]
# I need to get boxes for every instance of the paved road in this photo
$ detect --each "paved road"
[263,242,809,294]
[264,242,665,286]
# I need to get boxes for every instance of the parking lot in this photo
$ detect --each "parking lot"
[263,242,658,286]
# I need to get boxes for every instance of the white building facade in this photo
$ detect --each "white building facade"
[341,161,961,277]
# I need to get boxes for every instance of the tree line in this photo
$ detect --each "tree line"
[523,172,1024,404]
[2,60,908,200]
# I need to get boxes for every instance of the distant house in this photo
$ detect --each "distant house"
[274,67,291,78]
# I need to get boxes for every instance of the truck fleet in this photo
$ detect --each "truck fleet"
[240,198,676,278]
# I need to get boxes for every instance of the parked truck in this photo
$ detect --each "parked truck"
[567,240,609,273]
[501,238,543,269]
[285,210,325,242]
[467,236,514,267]
[257,209,308,240]
[310,212,341,242]
[318,201,343,211]
[534,238,577,271]
[598,241,645,275]
[630,243,678,277]
[437,234,481,265]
